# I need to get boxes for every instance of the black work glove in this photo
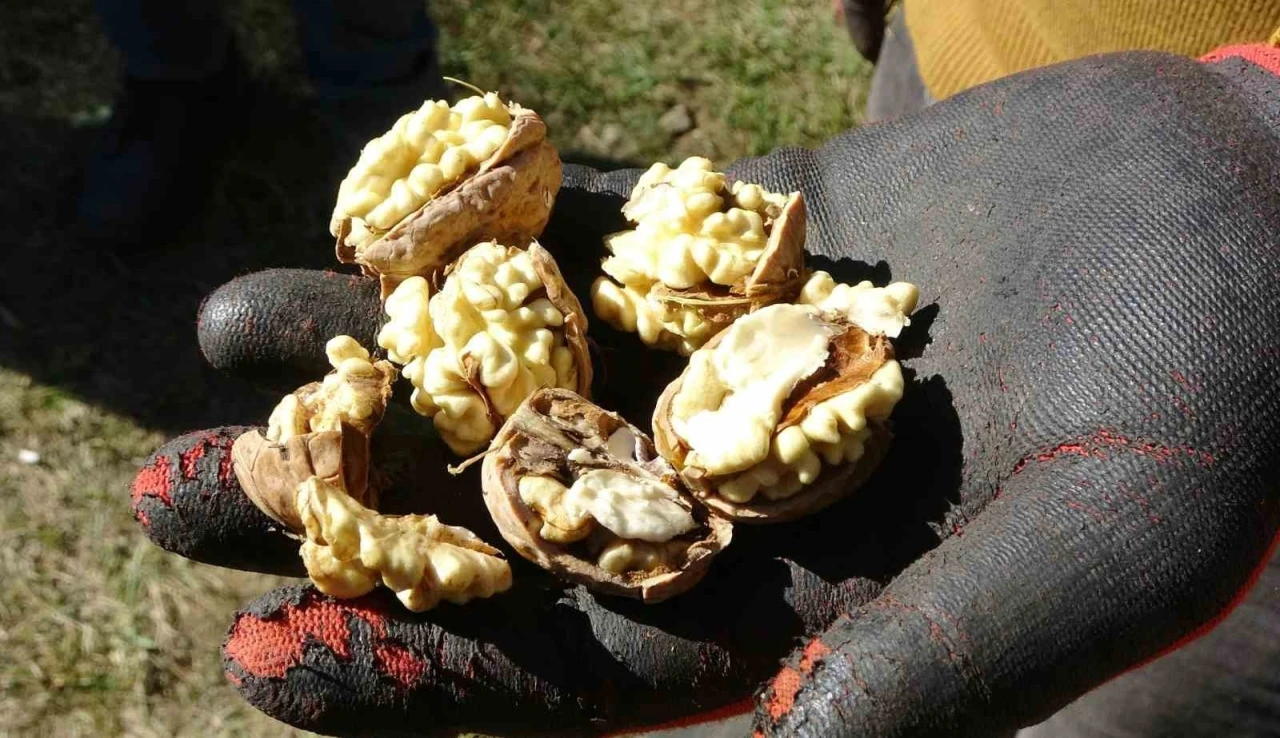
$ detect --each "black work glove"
[130,50,1280,737]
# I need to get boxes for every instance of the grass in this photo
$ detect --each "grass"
[0,372,298,736]
[434,0,871,164]
[0,0,870,734]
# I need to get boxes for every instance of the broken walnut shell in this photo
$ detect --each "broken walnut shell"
[482,388,732,603]
[232,421,371,533]
[232,345,397,534]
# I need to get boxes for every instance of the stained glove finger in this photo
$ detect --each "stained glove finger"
[198,268,383,392]
[131,405,467,577]
[132,426,305,576]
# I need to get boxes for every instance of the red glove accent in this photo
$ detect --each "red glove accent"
[1201,42,1280,76]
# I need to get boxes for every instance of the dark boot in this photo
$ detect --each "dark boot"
[74,48,249,250]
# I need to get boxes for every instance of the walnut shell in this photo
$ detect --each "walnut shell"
[529,242,594,400]
[653,313,896,523]
[231,355,396,534]
[481,388,732,603]
[231,422,372,534]
[335,107,563,299]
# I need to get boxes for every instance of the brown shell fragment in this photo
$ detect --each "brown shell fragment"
[482,388,732,603]
[460,353,506,433]
[335,108,563,299]
[528,243,594,399]
[231,424,371,533]
[778,324,892,430]
[744,193,807,295]
[231,358,396,535]
[653,315,895,523]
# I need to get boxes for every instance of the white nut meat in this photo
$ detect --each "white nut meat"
[266,336,391,443]
[654,297,914,521]
[562,465,697,543]
[671,304,839,476]
[591,157,807,355]
[597,539,688,575]
[297,476,512,612]
[331,94,513,249]
[377,241,592,455]
[516,463,697,568]
[798,271,920,338]
[707,364,902,505]
[515,424,697,548]
[518,475,592,543]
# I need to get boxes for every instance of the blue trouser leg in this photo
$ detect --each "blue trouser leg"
[291,0,441,102]
[94,0,440,97]
[94,0,230,79]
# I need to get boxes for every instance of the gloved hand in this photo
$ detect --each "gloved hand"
[130,50,1280,737]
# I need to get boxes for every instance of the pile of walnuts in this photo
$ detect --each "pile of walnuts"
[231,88,920,610]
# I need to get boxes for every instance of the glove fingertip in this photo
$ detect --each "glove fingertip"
[222,587,430,737]
[131,426,304,576]
[198,268,383,387]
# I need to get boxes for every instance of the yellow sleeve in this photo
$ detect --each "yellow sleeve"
[903,0,1280,100]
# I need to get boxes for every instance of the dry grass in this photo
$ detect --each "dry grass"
[0,372,300,736]
[0,0,869,734]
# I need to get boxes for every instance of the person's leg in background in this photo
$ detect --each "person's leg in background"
[862,6,933,124]
[79,0,448,247]
[78,0,247,247]
[293,0,448,162]
[94,0,230,80]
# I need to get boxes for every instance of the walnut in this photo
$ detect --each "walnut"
[377,241,593,455]
[798,271,920,338]
[330,91,562,298]
[482,388,732,603]
[653,301,912,522]
[232,336,511,611]
[298,476,512,612]
[231,336,396,532]
[591,157,807,355]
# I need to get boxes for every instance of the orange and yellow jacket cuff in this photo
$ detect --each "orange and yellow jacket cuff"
[902,0,1280,100]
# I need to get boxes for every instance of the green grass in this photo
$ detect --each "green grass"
[434,0,870,164]
[0,0,869,734]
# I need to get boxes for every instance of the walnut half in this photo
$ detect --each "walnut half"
[653,300,912,522]
[482,388,732,603]
[591,157,807,355]
[232,335,512,612]
[330,91,562,298]
[377,241,593,456]
[298,476,512,612]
